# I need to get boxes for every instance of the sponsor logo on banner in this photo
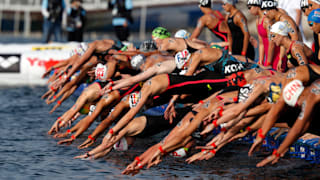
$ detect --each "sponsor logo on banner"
[31,46,67,51]
[0,54,21,73]
[27,57,62,70]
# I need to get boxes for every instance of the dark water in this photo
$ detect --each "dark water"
[1,86,320,179]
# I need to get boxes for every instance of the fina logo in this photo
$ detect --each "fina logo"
[261,0,277,8]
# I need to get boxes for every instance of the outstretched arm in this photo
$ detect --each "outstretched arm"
[106,60,176,92]
[78,101,129,149]
[111,87,152,135]
[248,97,286,156]
[257,96,317,167]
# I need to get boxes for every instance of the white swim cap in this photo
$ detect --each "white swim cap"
[129,91,141,108]
[88,105,96,116]
[113,137,128,151]
[95,63,108,82]
[175,49,191,69]
[311,0,320,5]
[174,29,191,39]
[270,21,290,36]
[131,54,146,70]
[283,80,304,107]
[170,147,188,158]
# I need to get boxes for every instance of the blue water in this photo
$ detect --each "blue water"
[1,86,320,179]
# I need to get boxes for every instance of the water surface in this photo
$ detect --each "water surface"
[0,87,319,179]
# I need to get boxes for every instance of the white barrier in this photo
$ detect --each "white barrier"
[0,43,78,86]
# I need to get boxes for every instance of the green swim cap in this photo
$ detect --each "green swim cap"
[79,103,90,114]
[152,27,171,40]
[210,44,223,49]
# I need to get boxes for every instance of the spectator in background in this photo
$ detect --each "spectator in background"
[108,0,134,42]
[41,0,66,43]
[66,0,86,42]
[278,0,306,42]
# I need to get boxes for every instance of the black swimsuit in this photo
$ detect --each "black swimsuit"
[204,50,258,76]
[209,11,228,44]
[184,39,199,53]
[313,32,320,65]
[286,41,300,67]
[135,106,193,138]
[306,64,320,85]
[164,71,228,101]
[93,43,123,63]
[227,13,255,60]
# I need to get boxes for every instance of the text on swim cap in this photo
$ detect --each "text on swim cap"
[224,63,244,74]
[284,81,302,101]
[261,1,277,9]
[247,0,261,5]
[96,67,105,79]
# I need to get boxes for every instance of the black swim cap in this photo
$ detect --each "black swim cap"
[260,0,277,10]
[199,0,211,8]
[300,0,308,9]
[247,0,261,6]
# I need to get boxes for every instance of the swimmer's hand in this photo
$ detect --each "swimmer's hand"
[57,137,74,145]
[200,124,214,136]
[78,138,95,149]
[248,136,263,157]
[202,132,224,148]
[164,100,176,124]
[203,108,220,122]
[52,76,67,90]
[50,103,61,114]
[229,129,249,142]
[186,150,213,164]
[42,68,53,78]
[48,119,61,135]
[74,154,88,159]
[53,131,69,138]
[122,158,142,176]
[87,69,95,77]
[256,151,281,167]
[100,82,112,95]
[271,128,288,140]
[74,153,93,160]
[147,153,162,169]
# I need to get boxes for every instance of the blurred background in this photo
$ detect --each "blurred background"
[0,0,314,86]
[0,0,313,44]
